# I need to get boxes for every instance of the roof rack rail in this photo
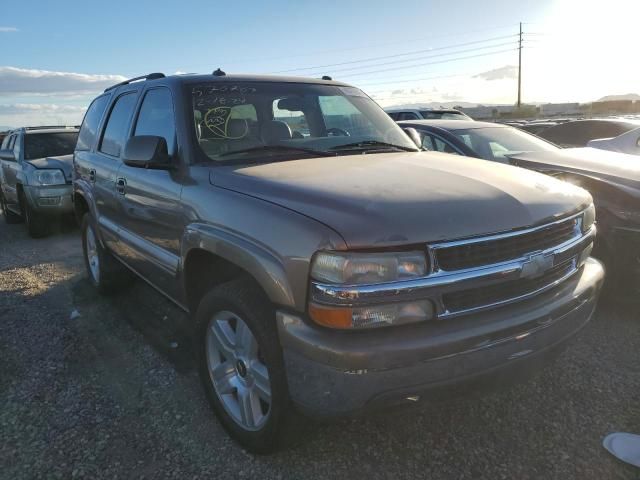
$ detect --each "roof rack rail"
[22,125,78,131]
[104,72,165,92]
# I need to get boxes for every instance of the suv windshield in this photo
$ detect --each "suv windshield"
[24,132,79,160]
[453,126,558,162]
[190,82,417,163]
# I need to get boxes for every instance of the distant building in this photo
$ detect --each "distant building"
[540,103,581,117]
[459,105,516,119]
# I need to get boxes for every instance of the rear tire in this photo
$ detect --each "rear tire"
[81,213,134,294]
[20,191,50,238]
[0,190,22,224]
[196,277,298,453]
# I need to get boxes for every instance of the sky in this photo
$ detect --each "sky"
[1,0,639,127]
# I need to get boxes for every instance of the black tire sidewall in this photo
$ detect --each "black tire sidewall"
[81,213,101,289]
[195,279,291,454]
[20,191,48,238]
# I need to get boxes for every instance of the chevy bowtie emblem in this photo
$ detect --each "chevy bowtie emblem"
[521,252,554,279]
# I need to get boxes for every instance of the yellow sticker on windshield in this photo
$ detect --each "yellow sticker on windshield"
[204,107,249,139]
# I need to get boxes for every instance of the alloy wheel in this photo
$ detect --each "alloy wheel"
[85,225,100,283]
[206,311,271,431]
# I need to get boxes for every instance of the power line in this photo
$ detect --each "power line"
[171,23,520,71]
[271,34,518,74]
[332,48,517,79]
[300,40,518,77]
[360,73,473,89]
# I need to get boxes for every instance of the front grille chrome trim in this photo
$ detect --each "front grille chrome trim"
[310,222,595,319]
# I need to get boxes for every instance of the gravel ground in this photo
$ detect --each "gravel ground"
[0,217,639,479]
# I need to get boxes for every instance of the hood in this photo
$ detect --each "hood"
[210,152,591,248]
[26,154,73,181]
[508,147,640,193]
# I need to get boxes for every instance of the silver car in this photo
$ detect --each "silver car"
[0,126,79,237]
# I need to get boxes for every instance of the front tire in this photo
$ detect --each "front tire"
[81,213,134,293]
[0,190,22,224]
[20,191,49,237]
[196,277,295,453]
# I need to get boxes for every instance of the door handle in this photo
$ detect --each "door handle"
[116,177,127,195]
[88,169,96,183]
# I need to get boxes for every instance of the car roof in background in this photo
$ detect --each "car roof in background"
[397,119,504,130]
[385,107,465,113]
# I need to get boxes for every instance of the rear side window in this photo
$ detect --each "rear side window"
[134,89,177,155]
[100,93,137,157]
[77,95,110,151]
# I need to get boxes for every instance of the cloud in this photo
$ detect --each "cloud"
[0,66,126,95]
[0,27,18,33]
[0,104,86,115]
[474,65,518,81]
[0,103,87,128]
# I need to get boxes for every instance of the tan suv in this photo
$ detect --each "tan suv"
[73,72,604,453]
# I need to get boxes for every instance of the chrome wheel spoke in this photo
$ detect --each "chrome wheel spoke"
[235,321,257,358]
[209,320,236,360]
[251,363,271,402]
[237,386,261,429]
[210,362,236,393]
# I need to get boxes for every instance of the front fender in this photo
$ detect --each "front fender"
[73,179,103,243]
[181,223,296,308]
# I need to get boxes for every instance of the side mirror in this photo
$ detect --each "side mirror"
[0,149,16,161]
[122,136,172,169]
[402,127,423,150]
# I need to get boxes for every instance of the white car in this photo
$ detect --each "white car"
[587,126,640,155]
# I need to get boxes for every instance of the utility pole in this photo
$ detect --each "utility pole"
[517,22,522,108]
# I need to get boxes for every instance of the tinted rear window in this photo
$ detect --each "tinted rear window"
[77,95,110,151]
[24,132,79,160]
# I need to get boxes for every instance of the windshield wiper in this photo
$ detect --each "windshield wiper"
[219,145,336,158]
[330,140,417,152]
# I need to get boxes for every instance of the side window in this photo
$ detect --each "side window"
[396,112,419,120]
[77,95,110,151]
[434,137,459,154]
[421,134,435,150]
[318,95,377,137]
[99,93,138,157]
[387,112,399,121]
[8,135,16,150]
[273,99,309,135]
[422,134,459,154]
[134,89,177,155]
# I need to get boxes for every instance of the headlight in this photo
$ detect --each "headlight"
[32,169,66,186]
[309,251,433,329]
[582,203,596,232]
[310,251,427,284]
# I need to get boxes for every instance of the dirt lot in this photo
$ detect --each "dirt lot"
[0,217,639,479]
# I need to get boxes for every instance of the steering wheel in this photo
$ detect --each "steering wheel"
[326,127,350,137]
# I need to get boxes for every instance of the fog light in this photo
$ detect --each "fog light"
[38,196,61,206]
[309,300,435,329]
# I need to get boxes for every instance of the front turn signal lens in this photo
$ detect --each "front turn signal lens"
[309,300,434,330]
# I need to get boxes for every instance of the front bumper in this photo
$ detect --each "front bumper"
[23,184,73,214]
[277,257,604,417]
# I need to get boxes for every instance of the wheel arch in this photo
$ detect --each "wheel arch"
[181,224,296,314]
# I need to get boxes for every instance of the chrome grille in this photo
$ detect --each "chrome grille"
[434,216,579,271]
[442,260,575,313]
